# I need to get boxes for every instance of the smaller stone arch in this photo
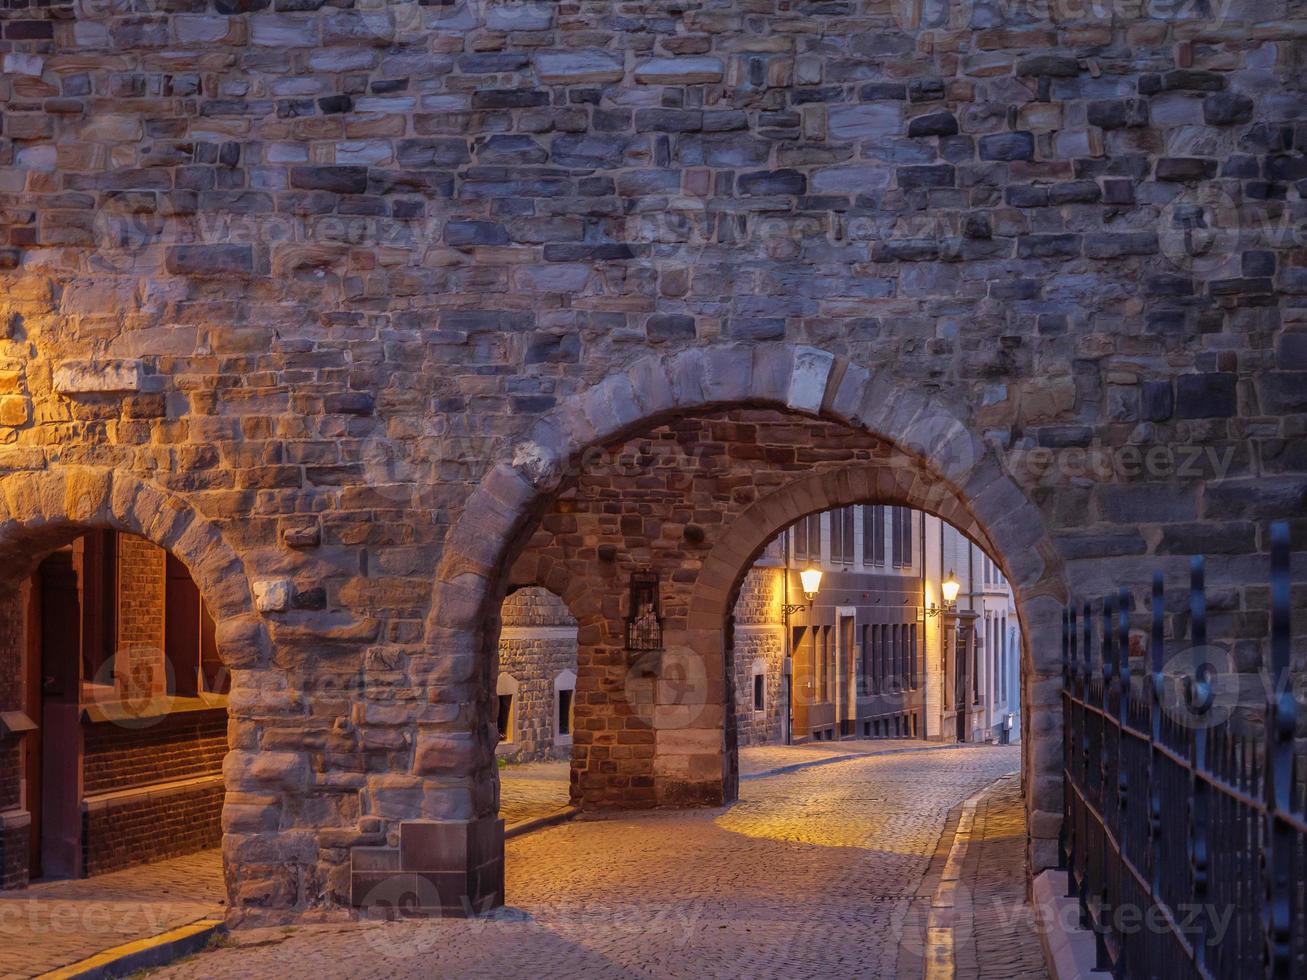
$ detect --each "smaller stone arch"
[0,465,273,903]
[0,466,268,664]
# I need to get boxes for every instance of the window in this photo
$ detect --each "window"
[753,673,765,712]
[557,689,573,736]
[625,572,662,651]
[908,624,918,690]
[860,625,871,696]
[862,505,885,565]
[999,616,1008,703]
[820,627,832,702]
[891,624,901,691]
[831,507,854,564]
[497,673,519,742]
[496,694,514,741]
[870,625,881,694]
[891,507,914,567]
[554,670,576,743]
[792,514,822,561]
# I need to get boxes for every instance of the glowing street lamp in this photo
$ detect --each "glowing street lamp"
[799,566,823,602]
[941,570,960,606]
[925,570,961,618]
[783,565,823,616]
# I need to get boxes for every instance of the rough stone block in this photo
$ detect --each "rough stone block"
[534,50,624,85]
[635,57,724,84]
[828,103,902,140]
[53,359,146,395]
[165,244,253,276]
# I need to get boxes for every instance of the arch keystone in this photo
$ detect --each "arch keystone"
[786,347,834,414]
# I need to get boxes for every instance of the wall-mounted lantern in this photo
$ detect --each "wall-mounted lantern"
[625,571,663,651]
[783,565,823,617]
[925,570,961,618]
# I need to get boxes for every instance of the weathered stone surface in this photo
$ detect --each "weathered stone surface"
[534,50,624,85]
[1203,92,1254,125]
[53,359,146,394]
[828,103,901,140]
[979,132,1034,161]
[635,57,724,85]
[907,111,958,137]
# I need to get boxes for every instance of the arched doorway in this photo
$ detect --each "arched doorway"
[413,343,1068,914]
[0,467,267,897]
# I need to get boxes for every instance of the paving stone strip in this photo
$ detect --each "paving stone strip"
[0,850,224,980]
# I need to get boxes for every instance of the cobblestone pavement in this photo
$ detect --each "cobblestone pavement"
[956,774,1048,980]
[498,740,950,828]
[0,849,224,979]
[156,745,1042,980]
[500,760,572,826]
[738,738,947,777]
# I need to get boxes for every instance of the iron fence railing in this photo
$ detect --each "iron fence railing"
[1061,520,1304,979]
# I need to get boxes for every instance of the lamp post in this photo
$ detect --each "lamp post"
[782,564,821,745]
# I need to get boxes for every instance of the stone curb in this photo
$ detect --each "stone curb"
[1033,869,1110,980]
[33,917,225,980]
[740,741,971,781]
[504,804,580,840]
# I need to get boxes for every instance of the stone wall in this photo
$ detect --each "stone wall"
[496,587,576,762]
[0,0,1301,916]
[731,565,786,747]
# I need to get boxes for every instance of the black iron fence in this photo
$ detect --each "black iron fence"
[1061,520,1305,979]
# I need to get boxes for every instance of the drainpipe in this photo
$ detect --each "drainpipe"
[967,538,976,738]
[782,529,792,745]
[919,509,927,740]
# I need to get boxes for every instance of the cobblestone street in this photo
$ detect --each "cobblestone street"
[0,849,224,979]
[497,740,950,827]
[157,744,1041,980]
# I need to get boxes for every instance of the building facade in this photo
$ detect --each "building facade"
[494,587,576,764]
[728,506,1022,748]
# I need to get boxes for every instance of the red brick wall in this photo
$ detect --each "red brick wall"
[82,783,223,876]
[0,821,28,889]
[513,408,889,807]
[115,534,165,654]
[82,710,227,796]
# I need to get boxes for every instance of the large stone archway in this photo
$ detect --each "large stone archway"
[421,342,1068,894]
[0,466,275,904]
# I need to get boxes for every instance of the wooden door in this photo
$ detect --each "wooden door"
[24,576,42,878]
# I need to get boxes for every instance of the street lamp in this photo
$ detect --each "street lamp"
[925,570,961,618]
[784,565,822,615]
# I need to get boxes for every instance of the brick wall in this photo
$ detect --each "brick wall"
[497,587,577,763]
[114,536,166,699]
[82,709,227,796]
[0,819,29,889]
[513,409,889,806]
[82,783,223,877]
